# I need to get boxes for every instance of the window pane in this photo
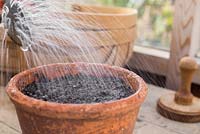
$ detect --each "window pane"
[96,0,174,51]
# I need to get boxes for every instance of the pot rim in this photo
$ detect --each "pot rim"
[6,62,147,119]
[69,4,138,17]
[53,4,137,30]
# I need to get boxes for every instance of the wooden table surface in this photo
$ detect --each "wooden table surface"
[0,85,200,134]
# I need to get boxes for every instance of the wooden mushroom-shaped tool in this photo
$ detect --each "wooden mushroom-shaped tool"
[157,56,200,123]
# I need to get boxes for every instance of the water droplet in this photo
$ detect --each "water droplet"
[11,89,16,93]
[20,46,29,51]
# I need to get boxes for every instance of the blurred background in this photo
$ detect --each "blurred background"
[94,0,175,51]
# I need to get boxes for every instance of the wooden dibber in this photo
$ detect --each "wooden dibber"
[157,56,200,123]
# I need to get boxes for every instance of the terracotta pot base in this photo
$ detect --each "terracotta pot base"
[16,108,138,134]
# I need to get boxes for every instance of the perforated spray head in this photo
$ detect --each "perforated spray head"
[2,0,32,50]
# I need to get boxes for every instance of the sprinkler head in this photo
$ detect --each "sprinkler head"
[2,0,32,49]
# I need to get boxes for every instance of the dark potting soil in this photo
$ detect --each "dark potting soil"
[22,73,135,104]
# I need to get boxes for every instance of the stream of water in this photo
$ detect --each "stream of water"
[0,0,135,98]
[0,0,166,100]
[2,1,109,69]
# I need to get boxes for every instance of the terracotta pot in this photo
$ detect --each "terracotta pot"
[6,63,147,134]
[0,4,137,74]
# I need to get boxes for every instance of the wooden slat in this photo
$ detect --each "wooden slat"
[166,0,199,90]
[189,1,200,57]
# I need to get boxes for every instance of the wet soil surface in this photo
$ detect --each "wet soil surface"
[22,73,135,104]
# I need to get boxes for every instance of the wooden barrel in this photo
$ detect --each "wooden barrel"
[0,4,137,74]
